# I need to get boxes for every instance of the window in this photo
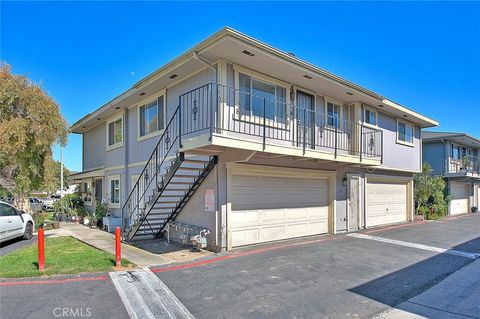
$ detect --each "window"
[109,176,120,207]
[82,180,92,204]
[0,203,17,216]
[364,107,378,126]
[327,102,341,127]
[397,120,414,145]
[451,144,460,160]
[139,96,164,137]
[107,117,123,147]
[238,73,287,120]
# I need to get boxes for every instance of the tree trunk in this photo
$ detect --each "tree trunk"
[13,195,33,214]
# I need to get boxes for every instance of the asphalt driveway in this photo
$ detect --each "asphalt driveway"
[1,214,479,319]
[152,214,480,319]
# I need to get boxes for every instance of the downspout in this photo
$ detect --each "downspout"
[193,51,217,82]
[124,107,129,221]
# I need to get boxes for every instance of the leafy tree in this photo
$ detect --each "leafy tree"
[42,159,70,193]
[0,64,68,211]
[414,164,450,219]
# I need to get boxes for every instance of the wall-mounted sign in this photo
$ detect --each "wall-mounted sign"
[205,189,215,212]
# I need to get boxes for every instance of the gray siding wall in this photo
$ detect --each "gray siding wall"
[422,142,446,175]
[377,112,421,171]
[83,123,106,170]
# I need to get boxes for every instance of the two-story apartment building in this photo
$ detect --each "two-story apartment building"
[422,132,480,215]
[70,27,438,251]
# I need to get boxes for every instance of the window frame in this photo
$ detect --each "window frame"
[362,105,378,128]
[233,65,290,127]
[82,179,93,206]
[324,97,343,128]
[396,119,415,147]
[108,175,121,208]
[137,91,166,142]
[106,114,124,151]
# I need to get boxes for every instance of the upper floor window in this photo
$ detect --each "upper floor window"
[397,120,414,146]
[451,144,460,160]
[107,117,123,147]
[139,95,165,138]
[327,102,341,127]
[364,107,378,126]
[238,73,286,120]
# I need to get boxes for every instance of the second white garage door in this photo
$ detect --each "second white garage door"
[231,175,329,247]
[367,180,408,227]
[450,182,469,215]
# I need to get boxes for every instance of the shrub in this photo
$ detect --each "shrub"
[414,164,449,220]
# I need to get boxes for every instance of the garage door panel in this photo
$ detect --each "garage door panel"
[231,174,329,247]
[450,182,468,215]
[367,180,408,227]
[231,210,262,227]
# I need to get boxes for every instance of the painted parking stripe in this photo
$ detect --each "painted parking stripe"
[110,268,194,319]
[347,233,480,260]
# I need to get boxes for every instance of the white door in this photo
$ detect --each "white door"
[367,180,408,227]
[450,182,468,215]
[231,175,329,247]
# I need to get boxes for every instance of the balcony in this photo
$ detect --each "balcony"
[446,154,480,178]
[178,83,383,164]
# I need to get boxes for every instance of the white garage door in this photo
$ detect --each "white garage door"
[231,175,329,247]
[450,182,468,215]
[367,180,408,227]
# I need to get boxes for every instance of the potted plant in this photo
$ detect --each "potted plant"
[472,206,478,213]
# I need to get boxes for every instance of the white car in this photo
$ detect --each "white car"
[0,201,34,243]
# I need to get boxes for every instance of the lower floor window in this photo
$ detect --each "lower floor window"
[82,180,92,203]
[109,176,120,206]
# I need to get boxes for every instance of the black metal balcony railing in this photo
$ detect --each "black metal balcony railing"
[179,82,383,160]
[448,154,480,175]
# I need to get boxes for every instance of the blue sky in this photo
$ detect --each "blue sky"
[2,1,479,172]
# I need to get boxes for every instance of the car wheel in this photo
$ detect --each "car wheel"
[23,222,33,240]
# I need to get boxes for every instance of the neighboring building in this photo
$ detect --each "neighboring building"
[69,27,438,251]
[422,131,480,215]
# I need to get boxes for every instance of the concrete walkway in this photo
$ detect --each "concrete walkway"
[59,223,173,267]
[373,258,480,319]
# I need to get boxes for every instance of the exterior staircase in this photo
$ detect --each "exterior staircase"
[121,86,218,242]
[125,153,216,242]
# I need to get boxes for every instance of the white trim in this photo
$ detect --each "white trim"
[105,165,124,172]
[105,113,124,151]
[108,175,121,209]
[137,90,167,142]
[396,118,415,147]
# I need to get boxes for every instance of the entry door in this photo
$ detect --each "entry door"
[95,178,103,204]
[348,176,360,230]
[296,91,315,148]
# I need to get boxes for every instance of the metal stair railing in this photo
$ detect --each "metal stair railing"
[121,107,180,237]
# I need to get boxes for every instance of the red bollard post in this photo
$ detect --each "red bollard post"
[38,227,45,271]
[115,227,121,269]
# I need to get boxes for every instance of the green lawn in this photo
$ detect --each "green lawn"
[0,236,134,278]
